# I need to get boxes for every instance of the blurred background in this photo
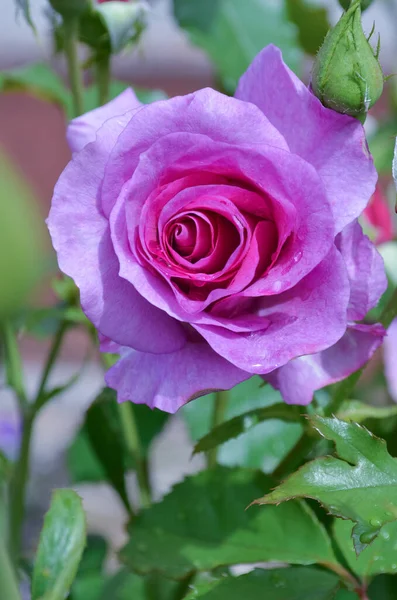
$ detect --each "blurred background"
[1,0,397,580]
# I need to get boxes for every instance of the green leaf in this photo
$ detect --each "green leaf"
[184,567,340,599]
[31,490,86,600]
[252,416,397,555]
[15,0,36,32]
[368,121,397,176]
[68,389,168,500]
[70,575,105,600]
[0,63,69,109]
[83,388,131,513]
[193,403,300,455]
[336,401,397,424]
[77,535,107,575]
[286,0,329,55]
[120,467,337,579]
[368,574,397,599]
[334,519,397,578]
[68,430,106,484]
[183,378,302,471]
[173,0,302,92]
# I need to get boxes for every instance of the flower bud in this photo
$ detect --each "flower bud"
[339,0,373,11]
[312,0,384,119]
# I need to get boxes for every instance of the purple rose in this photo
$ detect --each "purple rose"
[48,45,387,412]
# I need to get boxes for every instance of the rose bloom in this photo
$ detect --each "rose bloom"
[48,45,387,412]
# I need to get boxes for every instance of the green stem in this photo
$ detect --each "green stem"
[95,53,111,106]
[8,321,68,563]
[8,411,34,564]
[63,17,84,117]
[35,321,68,411]
[207,390,229,469]
[0,542,21,600]
[1,322,27,409]
[118,402,151,509]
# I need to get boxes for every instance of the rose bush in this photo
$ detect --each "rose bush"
[48,45,387,412]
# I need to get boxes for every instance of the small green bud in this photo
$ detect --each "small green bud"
[339,0,373,11]
[312,0,384,119]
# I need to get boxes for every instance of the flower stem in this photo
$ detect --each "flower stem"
[63,17,84,117]
[8,410,34,564]
[7,321,68,563]
[0,542,21,600]
[95,53,111,106]
[35,321,68,411]
[118,402,151,509]
[1,322,27,409]
[207,390,229,469]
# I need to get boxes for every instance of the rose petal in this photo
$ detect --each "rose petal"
[110,133,334,322]
[265,324,386,405]
[236,45,377,234]
[102,87,289,217]
[384,318,397,403]
[67,88,142,154]
[105,342,250,413]
[194,246,350,374]
[48,116,187,354]
[336,220,387,321]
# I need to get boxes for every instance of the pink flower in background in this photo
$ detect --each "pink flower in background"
[363,185,394,244]
[48,45,386,412]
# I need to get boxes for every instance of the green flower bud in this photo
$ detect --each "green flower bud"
[312,0,384,119]
[339,0,373,11]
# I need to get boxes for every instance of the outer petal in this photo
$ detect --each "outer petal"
[384,318,397,402]
[265,324,386,405]
[235,45,377,233]
[336,220,387,321]
[102,87,289,216]
[105,342,250,413]
[194,246,350,374]
[66,88,142,153]
[48,116,187,354]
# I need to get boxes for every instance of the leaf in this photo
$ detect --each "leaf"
[286,0,329,55]
[193,403,300,455]
[67,389,168,501]
[31,490,86,600]
[0,63,70,109]
[120,467,337,579]
[367,121,397,176]
[70,575,105,600]
[334,519,397,578]
[183,377,302,472]
[68,430,106,484]
[15,0,36,32]
[83,389,132,513]
[251,416,397,555]
[173,0,302,92]
[184,567,341,599]
[336,401,397,424]
[368,574,397,599]
[77,535,107,575]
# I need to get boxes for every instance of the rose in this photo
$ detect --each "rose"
[48,45,386,413]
